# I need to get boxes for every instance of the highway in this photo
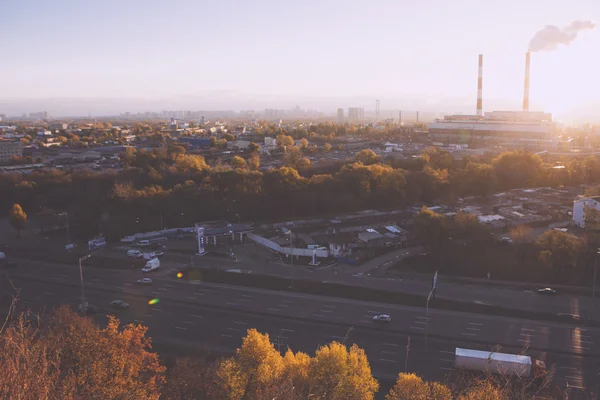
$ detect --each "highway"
[2,258,600,393]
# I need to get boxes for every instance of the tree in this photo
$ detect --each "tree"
[453,212,488,245]
[284,146,305,169]
[457,380,504,400]
[413,206,448,250]
[276,134,294,149]
[536,230,582,272]
[231,156,248,170]
[309,342,379,400]
[356,149,381,165]
[248,142,260,154]
[323,142,332,152]
[162,356,218,400]
[216,329,284,399]
[9,203,27,237]
[509,224,534,244]
[492,151,542,189]
[299,138,308,149]
[248,154,260,171]
[386,373,452,400]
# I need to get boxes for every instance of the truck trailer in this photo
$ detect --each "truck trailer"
[455,348,545,378]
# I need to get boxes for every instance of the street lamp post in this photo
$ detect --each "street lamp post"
[78,254,91,306]
[405,336,411,372]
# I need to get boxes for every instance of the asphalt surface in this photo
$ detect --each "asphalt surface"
[2,258,600,393]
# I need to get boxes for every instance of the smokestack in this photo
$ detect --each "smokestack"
[523,52,531,112]
[476,54,483,116]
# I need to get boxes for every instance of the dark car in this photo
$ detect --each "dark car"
[537,288,556,295]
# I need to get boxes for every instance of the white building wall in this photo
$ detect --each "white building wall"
[573,198,600,228]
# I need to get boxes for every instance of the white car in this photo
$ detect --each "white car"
[372,314,392,323]
[110,300,129,309]
[137,278,152,285]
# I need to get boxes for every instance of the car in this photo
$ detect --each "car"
[110,300,129,309]
[137,278,152,285]
[537,288,556,295]
[501,237,513,244]
[372,314,392,323]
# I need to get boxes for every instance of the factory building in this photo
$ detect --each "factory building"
[428,53,558,141]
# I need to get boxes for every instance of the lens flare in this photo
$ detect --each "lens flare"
[177,272,183,278]
[148,298,160,305]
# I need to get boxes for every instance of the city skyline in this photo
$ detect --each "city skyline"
[1,0,599,121]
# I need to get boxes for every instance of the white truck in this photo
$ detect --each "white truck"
[142,258,160,272]
[127,249,143,258]
[455,348,546,378]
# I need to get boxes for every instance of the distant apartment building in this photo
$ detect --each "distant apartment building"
[573,197,600,228]
[337,108,344,121]
[347,107,364,122]
[30,111,48,119]
[264,109,286,119]
[0,139,24,164]
[0,114,6,121]
[49,123,68,131]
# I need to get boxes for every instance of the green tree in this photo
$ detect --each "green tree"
[492,151,542,189]
[536,230,582,271]
[413,206,448,250]
[9,204,27,237]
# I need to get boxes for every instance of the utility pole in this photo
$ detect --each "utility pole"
[78,254,91,309]
[405,336,411,372]
[593,251,598,299]
[290,232,295,289]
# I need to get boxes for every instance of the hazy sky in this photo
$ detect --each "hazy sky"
[1,0,599,117]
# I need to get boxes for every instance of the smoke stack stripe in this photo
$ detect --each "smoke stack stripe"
[523,52,531,112]
[476,54,483,116]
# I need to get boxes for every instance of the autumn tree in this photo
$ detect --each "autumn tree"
[492,151,542,189]
[355,149,381,165]
[387,373,452,400]
[162,356,219,400]
[248,154,260,170]
[299,138,308,149]
[231,156,248,170]
[453,211,489,245]
[276,134,294,148]
[9,203,27,237]
[323,142,332,152]
[510,224,534,244]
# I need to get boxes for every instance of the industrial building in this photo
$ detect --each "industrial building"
[0,139,24,164]
[428,53,558,142]
[573,196,600,228]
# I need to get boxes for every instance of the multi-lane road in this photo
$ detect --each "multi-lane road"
[1,257,599,394]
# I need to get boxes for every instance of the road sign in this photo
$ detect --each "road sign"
[432,270,438,289]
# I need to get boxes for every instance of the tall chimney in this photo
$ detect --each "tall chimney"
[476,54,483,116]
[523,52,531,112]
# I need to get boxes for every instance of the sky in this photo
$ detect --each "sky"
[1,0,599,120]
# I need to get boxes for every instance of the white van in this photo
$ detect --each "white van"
[127,249,143,258]
[142,258,160,272]
[138,240,151,247]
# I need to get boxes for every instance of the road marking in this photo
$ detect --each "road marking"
[441,367,454,371]
[360,320,373,324]
[164,284,175,288]
[185,296,198,300]
[193,292,205,296]
[226,302,237,306]
[151,291,160,295]
[440,359,454,363]
[158,288,168,291]
[233,321,247,325]
[142,314,152,317]
[152,308,162,312]
[116,286,125,290]
[322,305,337,308]
[183,321,194,325]
[268,308,280,311]
[521,328,535,332]
[368,310,381,314]
[466,327,480,331]
[440,350,454,354]
[381,351,396,355]
[410,326,425,330]
[281,328,295,332]
[280,299,293,303]
[228,328,240,332]
[414,320,426,325]
[192,315,203,318]
[123,283,133,286]
[174,326,186,330]
[279,304,289,308]
[558,366,578,371]
[313,314,325,317]
[468,322,483,326]
[417,316,430,320]
[241,294,252,298]
[379,358,396,363]
[221,334,233,338]
[516,339,531,342]
[565,375,583,381]
[461,333,476,337]
[383,343,399,347]
[319,310,333,313]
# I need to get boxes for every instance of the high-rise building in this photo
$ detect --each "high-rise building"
[347,107,364,122]
[337,108,344,121]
